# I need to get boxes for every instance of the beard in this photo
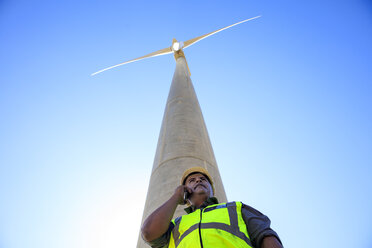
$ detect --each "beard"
[193,184,209,195]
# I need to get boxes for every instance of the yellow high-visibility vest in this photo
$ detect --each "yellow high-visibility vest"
[169,201,253,248]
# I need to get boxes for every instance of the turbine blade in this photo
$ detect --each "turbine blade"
[183,16,261,49]
[91,46,173,76]
[185,57,191,76]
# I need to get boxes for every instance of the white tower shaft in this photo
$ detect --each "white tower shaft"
[137,56,227,247]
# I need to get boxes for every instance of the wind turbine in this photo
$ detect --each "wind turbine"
[92,16,261,248]
[91,16,260,76]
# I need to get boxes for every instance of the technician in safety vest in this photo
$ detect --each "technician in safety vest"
[141,167,282,248]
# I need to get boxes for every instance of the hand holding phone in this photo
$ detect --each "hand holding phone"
[183,188,193,205]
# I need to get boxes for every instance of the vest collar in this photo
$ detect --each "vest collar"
[184,197,219,214]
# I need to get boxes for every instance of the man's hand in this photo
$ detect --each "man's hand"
[261,236,283,248]
[173,185,193,205]
[141,185,191,242]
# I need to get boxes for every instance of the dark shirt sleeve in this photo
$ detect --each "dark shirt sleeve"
[143,222,174,248]
[241,203,282,248]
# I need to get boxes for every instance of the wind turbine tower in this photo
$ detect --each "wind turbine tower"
[92,16,261,248]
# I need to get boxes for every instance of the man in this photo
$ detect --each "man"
[141,167,283,248]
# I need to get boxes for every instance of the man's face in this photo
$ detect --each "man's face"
[184,173,213,197]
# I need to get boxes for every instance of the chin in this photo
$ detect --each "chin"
[195,190,208,195]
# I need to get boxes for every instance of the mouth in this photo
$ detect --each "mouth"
[194,184,206,190]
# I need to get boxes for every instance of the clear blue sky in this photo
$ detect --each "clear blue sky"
[1,0,371,247]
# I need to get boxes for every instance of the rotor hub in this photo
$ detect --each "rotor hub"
[172,41,184,52]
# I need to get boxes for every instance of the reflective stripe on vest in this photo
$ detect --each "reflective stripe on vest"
[169,201,253,248]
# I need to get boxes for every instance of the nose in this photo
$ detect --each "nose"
[195,177,202,183]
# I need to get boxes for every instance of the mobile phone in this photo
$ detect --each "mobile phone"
[183,190,192,204]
